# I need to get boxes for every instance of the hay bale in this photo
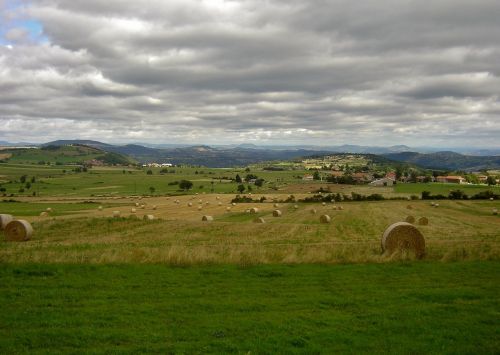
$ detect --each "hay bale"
[232,203,236,206]
[202,215,213,222]
[490,197,494,201]
[46,207,53,213]
[4,220,33,242]
[39,211,49,217]
[434,203,439,207]
[140,204,145,209]
[152,205,157,210]
[319,214,331,223]
[131,208,137,213]
[310,208,317,214]
[407,205,413,210]
[198,199,203,204]
[0,214,14,230]
[197,206,202,211]
[332,205,337,210]
[113,211,121,218]
[405,215,415,224]
[188,202,193,207]
[175,199,180,204]
[322,202,326,206]
[338,206,344,210]
[493,208,498,215]
[417,217,429,225]
[381,222,425,259]
[143,214,155,221]
[294,204,299,209]
[245,209,250,213]
[135,202,140,207]
[216,196,220,200]
[218,202,222,206]
[254,217,265,223]
[274,203,279,208]
[226,207,231,212]
[205,202,210,205]
[250,207,259,213]
[98,206,103,211]
[430,202,435,206]
[273,210,282,217]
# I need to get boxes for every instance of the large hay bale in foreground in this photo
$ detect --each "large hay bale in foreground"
[202,215,213,222]
[250,207,259,214]
[143,214,155,221]
[4,220,33,242]
[405,215,415,224]
[381,222,425,259]
[417,217,429,225]
[254,217,265,223]
[273,210,282,217]
[319,214,331,223]
[0,214,14,230]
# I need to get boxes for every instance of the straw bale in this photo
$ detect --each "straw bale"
[202,215,213,222]
[98,206,103,211]
[322,202,326,206]
[198,206,202,211]
[226,207,231,212]
[143,214,155,221]
[250,207,259,213]
[113,211,121,218]
[273,210,282,217]
[0,214,14,230]
[434,203,439,207]
[407,205,413,210]
[294,205,299,209]
[405,215,415,224]
[310,208,317,214]
[131,208,136,213]
[4,220,33,242]
[39,211,49,217]
[493,208,498,215]
[417,217,429,225]
[232,203,236,206]
[332,206,337,210]
[218,202,222,206]
[319,214,331,223]
[135,203,140,207]
[188,202,193,207]
[152,205,157,210]
[254,217,265,223]
[46,207,53,213]
[274,203,279,208]
[381,222,425,259]
[338,206,344,210]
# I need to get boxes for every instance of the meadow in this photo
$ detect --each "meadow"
[1,163,499,353]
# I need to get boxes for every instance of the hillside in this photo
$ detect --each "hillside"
[0,145,134,165]
[384,151,500,171]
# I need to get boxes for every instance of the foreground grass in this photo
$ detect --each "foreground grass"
[0,262,498,354]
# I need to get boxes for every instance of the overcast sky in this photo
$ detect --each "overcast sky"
[1,0,499,147]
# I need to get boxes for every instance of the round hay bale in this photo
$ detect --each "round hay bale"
[140,204,145,209]
[205,202,210,205]
[319,214,331,223]
[98,206,103,211]
[294,204,299,209]
[493,208,498,215]
[322,202,326,206]
[0,214,14,230]
[152,205,157,210]
[112,211,121,218]
[434,203,439,207]
[135,202,140,207]
[188,202,193,207]
[430,202,435,206]
[417,217,429,225]
[143,214,155,221]
[139,196,143,200]
[405,215,415,224]
[131,208,136,213]
[250,207,259,214]
[310,208,317,214]
[216,196,220,200]
[254,217,265,223]
[4,220,33,242]
[218,202,222,206]
[490,197,494,201]
[175,199,180,204]
[39,211,49,217]
[245,209,250,213]
[338,206,344,210]
[226,207,231,212]
[274,203,279,208]
[273,210,282,217]
[332,205,337,210]
[197,206,202,211]
[202,215,213,222]
[198,199,203,204]
[407,205,413,210]
[46,207,53,213]
[381,222,425,259]
[232,203,236,206]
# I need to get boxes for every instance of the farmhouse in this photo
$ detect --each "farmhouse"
[370,177,395,186]
[385,172,396,180]
[436,176,466,184]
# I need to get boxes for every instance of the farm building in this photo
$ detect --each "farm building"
[370,177,395,186]
[436,176,466,184]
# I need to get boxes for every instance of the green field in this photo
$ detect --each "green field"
[0,262,498,354]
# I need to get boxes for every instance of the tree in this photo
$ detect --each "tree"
[20,175,27,183]
[235,174,242,183]
[255,178,264,187]
[313,171,320,180]
[146,170,153,175]
[179,180,193,191]
[149,186,155,194]
[237,184,245,193]
[487,176,496,186]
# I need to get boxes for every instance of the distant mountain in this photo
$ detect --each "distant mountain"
[384,151,500,171]
[43,140,113,149]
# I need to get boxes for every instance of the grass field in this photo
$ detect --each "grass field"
[395,182,499,196]
[0,262,498,354]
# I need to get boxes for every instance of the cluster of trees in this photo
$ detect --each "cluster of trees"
[422,190,498,200]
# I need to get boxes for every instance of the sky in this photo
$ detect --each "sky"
[0,0,499,147]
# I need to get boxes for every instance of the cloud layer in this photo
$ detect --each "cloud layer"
[1,0,499,146]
